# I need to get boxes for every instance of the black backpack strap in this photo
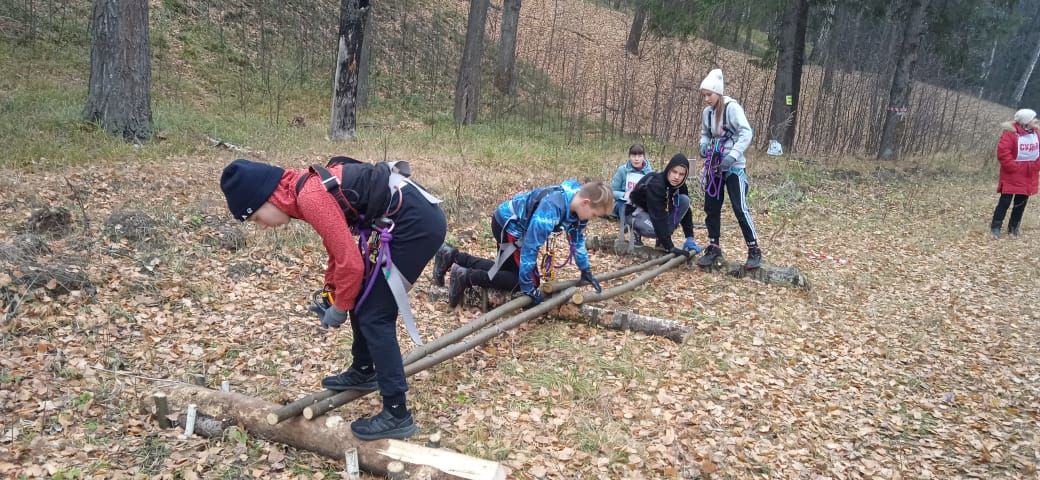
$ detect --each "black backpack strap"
[307,164,360,225]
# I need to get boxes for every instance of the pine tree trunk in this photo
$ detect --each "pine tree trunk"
[84,0,152,142]
[625,6,646,56]
[495,0,521,95]
[454,0,490,124]
[767,0,809,150]
[357,15,374,107]
[877,0,930,160]
[330,0,369,141]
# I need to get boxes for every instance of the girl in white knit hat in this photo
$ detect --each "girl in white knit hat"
[695,68,763,270]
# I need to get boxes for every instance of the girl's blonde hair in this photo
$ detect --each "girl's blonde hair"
[710,95,725,138]
[578,181,614,212]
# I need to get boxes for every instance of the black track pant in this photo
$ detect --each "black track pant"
[349,185,447,404]
[991,193,1030,230]
[704,172,759,248]
[453,216,521,292]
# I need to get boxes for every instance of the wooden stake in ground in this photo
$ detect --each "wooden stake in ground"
[152,392,171,428]
[147,385,507,480]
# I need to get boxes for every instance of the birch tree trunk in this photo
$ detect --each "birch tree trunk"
[1012,33,1040,105]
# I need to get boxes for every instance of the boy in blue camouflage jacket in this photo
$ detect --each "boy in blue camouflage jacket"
[432,180,613,306]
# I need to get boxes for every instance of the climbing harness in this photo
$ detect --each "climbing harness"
[701,137,728,198]
[307,159,441,345]
[538,232,576,283]
[487,186,561,280]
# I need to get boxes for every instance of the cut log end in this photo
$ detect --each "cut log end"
[571,293,585,305]
[387,461,406,480]
[303,407,316,420]
[266,413,280,425]
[428,432,442,448]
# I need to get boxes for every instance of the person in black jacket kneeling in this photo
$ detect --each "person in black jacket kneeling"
[625,153,701,257]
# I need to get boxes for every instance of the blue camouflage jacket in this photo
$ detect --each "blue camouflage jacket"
[493,179,591,294]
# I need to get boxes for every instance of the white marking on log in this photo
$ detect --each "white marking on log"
[182,404,197,438]
[345,448,361,479]
[379,439,508,480]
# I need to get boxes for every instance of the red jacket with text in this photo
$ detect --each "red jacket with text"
[996,122,1040,195]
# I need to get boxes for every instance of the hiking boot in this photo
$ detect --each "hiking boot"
[633,233,644,246]
[321,367,377,392]
[431,244,457,287]
[696,244,722,267]
[350,409,418,441]
[991,227,1001,239]
[447,265,469,308]
[1008,226,1021,236]
[745,247,762,270]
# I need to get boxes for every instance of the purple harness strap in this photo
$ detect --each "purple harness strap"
[354,219,394,311]
[702,137,730,198]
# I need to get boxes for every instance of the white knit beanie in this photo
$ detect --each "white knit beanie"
[1014,108,1037,125]
[699,69,724,95]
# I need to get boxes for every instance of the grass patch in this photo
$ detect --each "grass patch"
[525,367,596,402]
[459,422,513,461]
[136,436,170,475]
[571,417,629,463]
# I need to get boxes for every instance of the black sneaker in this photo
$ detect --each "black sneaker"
[321,367,377,392]
[431,245,457,287]
[991,227,1001,239]
[448,265,469,308]
[745,247,762,270]
[633,233,643,246]
[351,409,418,441]
[696,244,722,267]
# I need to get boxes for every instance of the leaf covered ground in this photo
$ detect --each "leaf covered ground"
[1,148,1037,479]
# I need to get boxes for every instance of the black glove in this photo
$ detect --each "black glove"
[669,247,691,258]
[321,305,348,328]
[523,289,544,306]
[579,269,602,293]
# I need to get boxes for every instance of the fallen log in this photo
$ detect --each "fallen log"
[147,385,507,480]
[303,287,580,420]
[585,235,810,289]
[556,304,690,343]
